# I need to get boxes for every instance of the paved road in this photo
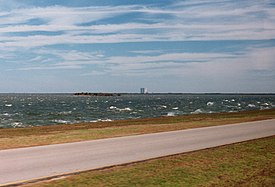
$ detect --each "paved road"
[0,119,274,186]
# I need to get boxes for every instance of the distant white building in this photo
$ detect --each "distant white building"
[140,88,148,94]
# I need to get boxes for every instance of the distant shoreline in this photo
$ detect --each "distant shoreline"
[0,92,275,96]
[73,92,121,96]
[1,92,275,96]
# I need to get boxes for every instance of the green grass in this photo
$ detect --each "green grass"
[31,136,275,187]
[1,109,275,149]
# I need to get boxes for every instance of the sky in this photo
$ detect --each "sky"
[0,0,275,93]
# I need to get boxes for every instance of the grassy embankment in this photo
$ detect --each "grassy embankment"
[29,136,275,187]
[0,109,274,150]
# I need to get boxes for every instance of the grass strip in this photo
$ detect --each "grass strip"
[0,109,275,150]
[29,136,275,187]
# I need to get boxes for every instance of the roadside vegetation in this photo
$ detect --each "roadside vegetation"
[0,109,275,149]
[30,136,275,187]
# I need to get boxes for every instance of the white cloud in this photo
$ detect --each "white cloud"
[95,45,275,79]
[0,5,138,25]
[9,43,275,78]
[0,0,274,50]
[14,65,82,71]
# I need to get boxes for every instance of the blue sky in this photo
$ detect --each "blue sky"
[0,0,275,93]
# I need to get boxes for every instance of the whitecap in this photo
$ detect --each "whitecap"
[109,106,117,110]
[118,107,132,111]
[5,104,12,107]
[167,112,175,116]
[98,119,113,122]
[225,105,235,108]
[58,111,72,115]
[110,106,132,111]
[172,107,179,110]
[161,105,167,108]
[11,122,24,128]
[52,119,70,124]
[231,99,235,102]
[248,104,256,108]
[191,109,203,114]
[207,102,214,106]
[260,106,266,110]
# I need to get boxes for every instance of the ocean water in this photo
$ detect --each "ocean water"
[0,94,274,128]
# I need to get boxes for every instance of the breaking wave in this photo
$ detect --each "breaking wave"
[191,109,203,114]
[109,106,132,112]
[207,102,214,106]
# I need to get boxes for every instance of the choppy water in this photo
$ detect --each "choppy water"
[0,94,274,128]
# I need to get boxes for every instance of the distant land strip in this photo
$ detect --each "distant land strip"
[74,92,121,96]
[73,92,275,96]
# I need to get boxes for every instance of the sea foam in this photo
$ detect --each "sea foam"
[191,109,203,114]
[207,102,214,106]
[167,112,175,116]
[248,104,256,108]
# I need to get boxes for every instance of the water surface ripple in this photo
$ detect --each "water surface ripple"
[0,94,274,128]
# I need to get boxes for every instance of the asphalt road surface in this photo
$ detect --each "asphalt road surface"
[0,119,274,186]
